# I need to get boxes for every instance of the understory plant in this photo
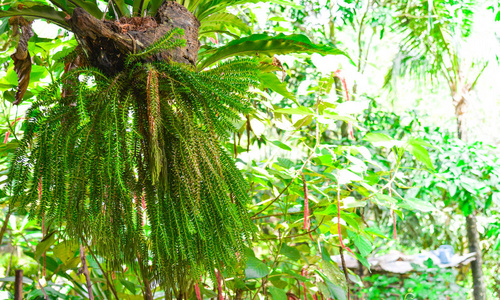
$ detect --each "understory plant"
[359,258,467,300]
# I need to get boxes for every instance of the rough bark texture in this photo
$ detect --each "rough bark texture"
[451,76,486,300]
[453,91,470,142]
[466,213,486,300]
[79,245,94,300]
[14,269,23,300]
[67,1,200,74]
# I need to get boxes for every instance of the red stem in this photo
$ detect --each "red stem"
[337,174,354,255]
[300,268,308,300]
[3,117,23,144]
[194,281,202,300]
[334,70,354,139]
[216,269,223,300]
[301,173,310,231]
[39,177,46,277]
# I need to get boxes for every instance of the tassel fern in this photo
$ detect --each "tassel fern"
[8,32,258,288]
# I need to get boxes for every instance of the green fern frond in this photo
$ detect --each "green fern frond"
[9,29,259,289]
[126,27,186,65]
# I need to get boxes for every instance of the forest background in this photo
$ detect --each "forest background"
[0,0,500,299]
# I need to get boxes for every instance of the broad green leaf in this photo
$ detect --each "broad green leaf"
[399,197,436,212]
[0,276,33,284]
[408,137,434,148]
[53,240,78,265]
[348,231,372,256]
[200,12,251,35]
[268,286,287,300]
[29,65,49,84]
[258,72,296,101]
[0,68,19,89]
[314,204,337,216]
[322,110,357,122]
[198,33,346,69]
[408,141,434,170]
[269,16,287,22]
[373,193,397,206]
[0,18,8,35]
[354,252,370,270]
[293,115,313,128]
[283,269,309,282]
[313,154,334,166]
[201,287,218,297]
[494,237,500,251]
[133,0,150,17]
[280,244,300,261]
[315,270,347,300]
[274,106,314,115]
[364,227,388,239]
[111,0,131,17]
[120,279,137,295]
[63,0,103,19]
[321,260,347,289]
[341,213,360,231]
[0,2,69,29]
[363,132,393,142]
[270,140,292,151]
[195,0,303,21]
[35,231,57,260]
[245,256,269,279]
[276,157,294,169]
[148,0,163,16]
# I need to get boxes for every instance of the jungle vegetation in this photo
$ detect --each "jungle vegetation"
[0,0,499,299]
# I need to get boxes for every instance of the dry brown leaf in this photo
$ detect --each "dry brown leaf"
[273,56,286,81]
[9,16,34,105]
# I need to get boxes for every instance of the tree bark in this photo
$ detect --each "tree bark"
[67,1,200,74]
[79,245,94,300]
[14,269,23,300]
[453,88,470,142]
[466,213,486,300]
[451,78,486,300]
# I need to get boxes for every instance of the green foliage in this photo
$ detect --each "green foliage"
[385,0,481,90]
[412,132,500,216]
[0,2,69,30]
[198,32,348,69]
[125,28,187,65]
[359,259,468,300]
[7,33,259,289]
[3,0,499,298]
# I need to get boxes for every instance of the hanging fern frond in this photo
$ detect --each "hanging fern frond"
[126,27,187,66]
[8,31,259,288]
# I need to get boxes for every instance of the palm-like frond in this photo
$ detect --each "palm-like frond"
[385,0,474,88]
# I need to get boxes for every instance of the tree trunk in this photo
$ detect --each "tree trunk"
[67,1,200,74]
[453,85,470,142]
[466,213,486,300]
[452,79,486,300]
[14,269,23,300]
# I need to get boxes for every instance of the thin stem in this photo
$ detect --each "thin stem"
[252,210,305,220]
[79,245,94,300]
[0,209,12,245]
[0,248,15,290]
[259,217,325,241]
[252,229,286,300]
[339,247,351,300]
[251,180,294,218]
[81,239,120,300]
